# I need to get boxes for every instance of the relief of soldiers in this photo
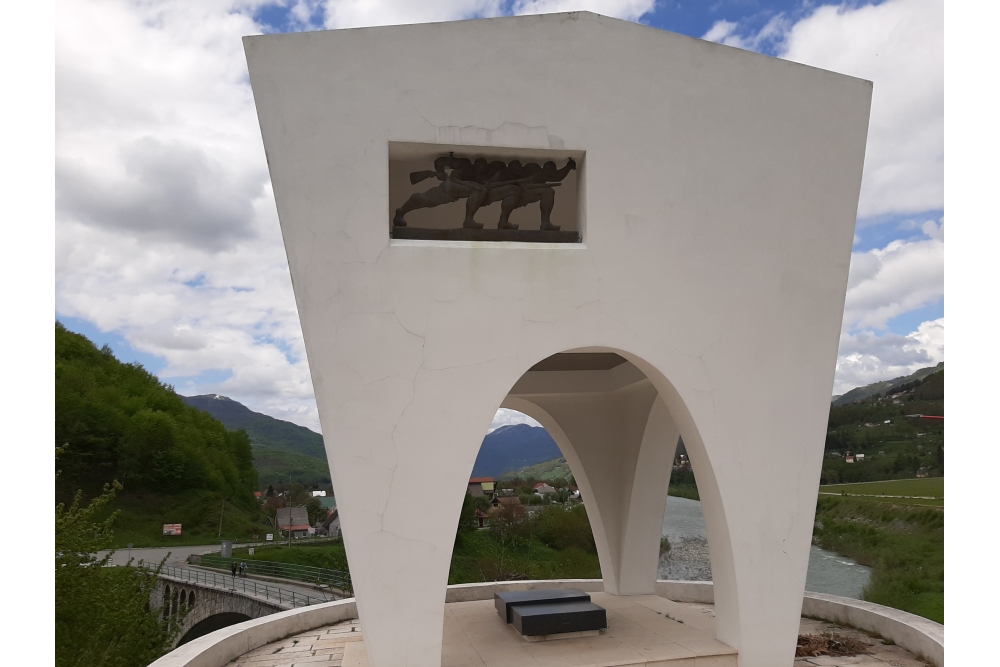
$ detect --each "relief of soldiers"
[392,154,577,231]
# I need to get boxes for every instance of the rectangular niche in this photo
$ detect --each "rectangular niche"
[388,141,584,243]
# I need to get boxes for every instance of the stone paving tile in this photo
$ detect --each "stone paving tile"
[227,597,932,667]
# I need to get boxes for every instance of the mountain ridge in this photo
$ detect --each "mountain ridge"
[472,424,562,478]
[181,394,331,485]
[833,363,944,407]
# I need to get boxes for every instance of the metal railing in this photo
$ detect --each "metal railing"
[199,555,352,595]
[140,563,327,608]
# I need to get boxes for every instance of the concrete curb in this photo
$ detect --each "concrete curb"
[147,598,357,667]
[146,580,943,667]
[802,591,943,667]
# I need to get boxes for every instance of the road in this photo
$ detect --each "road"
[98,546,343,603]
[165,564,337,604]
[98,543,223,566]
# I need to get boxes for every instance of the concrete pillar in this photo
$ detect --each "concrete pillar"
[504,389,679,596]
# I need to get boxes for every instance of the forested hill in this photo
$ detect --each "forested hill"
[472,424,562,478]
[55,322,259,508]
[181,394,331,486]
[833,363,943,406]
[182,395,326,459]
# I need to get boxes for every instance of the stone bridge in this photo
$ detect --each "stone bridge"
[154,575,285,647]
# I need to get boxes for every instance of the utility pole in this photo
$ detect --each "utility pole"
[218,498,226,538]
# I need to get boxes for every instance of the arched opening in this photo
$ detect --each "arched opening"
[177,612,251,646]
[451,405,600,584]
[162,585,170,619]
[180,590,187,608]
[449,349,733,601]
[188,591,195,608]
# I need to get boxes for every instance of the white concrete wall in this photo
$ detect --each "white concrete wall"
[245,11,871,667]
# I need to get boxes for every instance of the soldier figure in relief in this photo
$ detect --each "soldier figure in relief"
[392,155,576,230]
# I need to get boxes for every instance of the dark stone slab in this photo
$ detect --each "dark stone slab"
[494,589,592,623]
[510,600,608,637]
[390,227,581,243]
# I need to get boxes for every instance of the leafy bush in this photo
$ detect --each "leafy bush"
[813,497,943,623]
[56,477,180,667]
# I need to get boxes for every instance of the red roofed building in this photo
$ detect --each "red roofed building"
[276,507,313,538]
[490,495,526,517]
[468,477,495,497]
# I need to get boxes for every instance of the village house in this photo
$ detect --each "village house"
[276,506,313,538]
[490,494,526,517]
[845,452,855,463]
[855,453,865,462]
[533,482,557,496]
[320,505,340,537]
[467,477,495,497]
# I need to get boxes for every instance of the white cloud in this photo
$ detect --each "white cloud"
[843,217,943,330]
[703,0,943,219]
[322,0,654,30]
[56,0,320,429]
[512,0,654,20]
[323,0,502,29]
[702,19,738,44]
[834,318,943,394]
[489,408,543,433]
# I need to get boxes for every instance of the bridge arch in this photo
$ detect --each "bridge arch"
[178,612,252,646]
[153,579,283,648]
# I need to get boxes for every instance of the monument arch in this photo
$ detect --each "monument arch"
[245,10,871,666]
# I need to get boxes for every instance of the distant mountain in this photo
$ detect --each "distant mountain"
[471,424,563,478]
[833,363,944,407]
[501,456,573,482]
[182,394,330,486]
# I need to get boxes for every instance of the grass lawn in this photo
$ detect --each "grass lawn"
[820,477,943,499]
[231,542,350,572]
[822,495,944,508]
[813,497,943,624]
[449,529,601,584]
[98,490,269,548]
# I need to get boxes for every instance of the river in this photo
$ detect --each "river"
[658,496,871,599]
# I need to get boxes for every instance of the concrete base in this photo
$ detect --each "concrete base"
[508,625,601,642]
[147,581,943,667]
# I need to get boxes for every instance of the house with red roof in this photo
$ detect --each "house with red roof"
[468,477,495,497]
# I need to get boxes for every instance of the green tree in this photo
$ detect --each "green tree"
[56,474,180,667]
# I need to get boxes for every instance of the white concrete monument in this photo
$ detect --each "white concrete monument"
[245,12,871,667]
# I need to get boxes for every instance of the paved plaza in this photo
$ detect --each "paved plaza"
[224,595,931,667]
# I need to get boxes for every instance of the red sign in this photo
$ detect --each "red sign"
[162,524,183,536]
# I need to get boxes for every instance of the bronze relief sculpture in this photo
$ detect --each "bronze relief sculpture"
[393,154,577,231]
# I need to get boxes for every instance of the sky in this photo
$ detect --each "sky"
[55,0,944,433]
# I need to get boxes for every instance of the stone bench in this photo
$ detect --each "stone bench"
[511,600,608,638]
[494,588,593,623]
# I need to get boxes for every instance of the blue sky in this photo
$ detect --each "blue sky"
[56,0,943,430]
